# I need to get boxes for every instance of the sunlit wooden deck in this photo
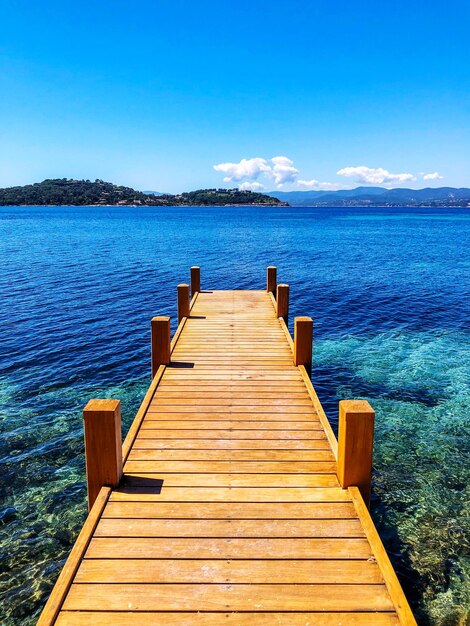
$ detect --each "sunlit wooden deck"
[38,269,416,625]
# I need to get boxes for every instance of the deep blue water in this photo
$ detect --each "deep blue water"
[0,205,469,624]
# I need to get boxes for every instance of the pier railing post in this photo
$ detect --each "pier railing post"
[190,266,201,297]
[276,283,289,323]
[337,400,375,508]
[83,399,122,511]
[266,266,277,295]
[151,315,171,376]
[294,316,313,374]
[177,283,190,323]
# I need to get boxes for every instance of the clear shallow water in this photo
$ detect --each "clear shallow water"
[0,205,469,624]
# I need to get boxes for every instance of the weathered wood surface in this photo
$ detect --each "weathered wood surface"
[41,288,415,625]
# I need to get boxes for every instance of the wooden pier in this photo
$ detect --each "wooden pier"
[38,267,416,625]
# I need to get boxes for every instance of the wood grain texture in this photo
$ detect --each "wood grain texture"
[294,315,313,374]
[177,283,190,323]
[337,400,375,506]
[120,472,339,487]
[276,283,289,323]
[151,316,170,375]
[56,613,400,626]
[102,501,358,519]
[85,537,372,560]
[83,400,122,510]
[266,265,277,294]
[75,557,381,583]
[63,583,394,612]
[93,517,363,537]
[109,486,353,502]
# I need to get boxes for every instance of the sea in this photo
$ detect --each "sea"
[0,205,469,625]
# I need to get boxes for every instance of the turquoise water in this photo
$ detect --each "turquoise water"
[0,205,469,624]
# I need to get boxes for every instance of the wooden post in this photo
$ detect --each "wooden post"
[190,266,201,297]
[276,283,289,323]
[294,316,313,374]
[151,315,170,376]
[337,400,375,508]
[266,266,277,295]
[83,399,122,511]
[177,283,190,323]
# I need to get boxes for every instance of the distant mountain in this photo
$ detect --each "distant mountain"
[143,190,166,196]
[267,186,470,207]
[0,179,286,206]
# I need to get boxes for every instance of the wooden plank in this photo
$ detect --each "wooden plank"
[94,518,363,538]
[150,397,313,406]
[109,486,352,502]
[131,439,332,449]
[169,360,297,365]
[136,429,327,439]
[86,537,372,560]
[144,407,318,416]
[141,420,323,429]
[137,412,324,421]
[127,448,335,460]
[154,390,309,397]
[166,364,300,369]
[120,473,339,488]
[63,583,394,612]
[147,403,316,411]
[56,612,399,626]
[158,382,308,390]
[165,366,301,381]
[102,501,358,519]
[143,407,319,415]
[179,339,286,343]
[75,558,381,583]
[172,343,290,347]
[142,413,323,426]
[123,460,337,473]
[174,349,290,353]
[161,376,304,381]
[171,351,293,356]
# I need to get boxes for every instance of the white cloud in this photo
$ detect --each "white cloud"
[297,179,343,191]
[239,181,265,191]
[422,172,443,180]
[270,156,299,187]
[337,166,416,185]
[213,157,422,191]
[213,157,271,183]
[213,155,299,188]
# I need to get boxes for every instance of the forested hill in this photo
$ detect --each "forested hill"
[0,179,286,206]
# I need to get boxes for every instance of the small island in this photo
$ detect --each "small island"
[0,179,287,207]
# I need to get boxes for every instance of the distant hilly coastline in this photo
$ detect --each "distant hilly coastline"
[0,179,286,206]
[267,186,470,207]
[1,179,469,208]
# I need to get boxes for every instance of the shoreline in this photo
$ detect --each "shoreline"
[0,203,469,209]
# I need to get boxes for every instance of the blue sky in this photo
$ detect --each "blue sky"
[1,0,469,193]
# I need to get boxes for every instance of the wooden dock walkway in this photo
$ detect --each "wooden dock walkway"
[38,268,416,625]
